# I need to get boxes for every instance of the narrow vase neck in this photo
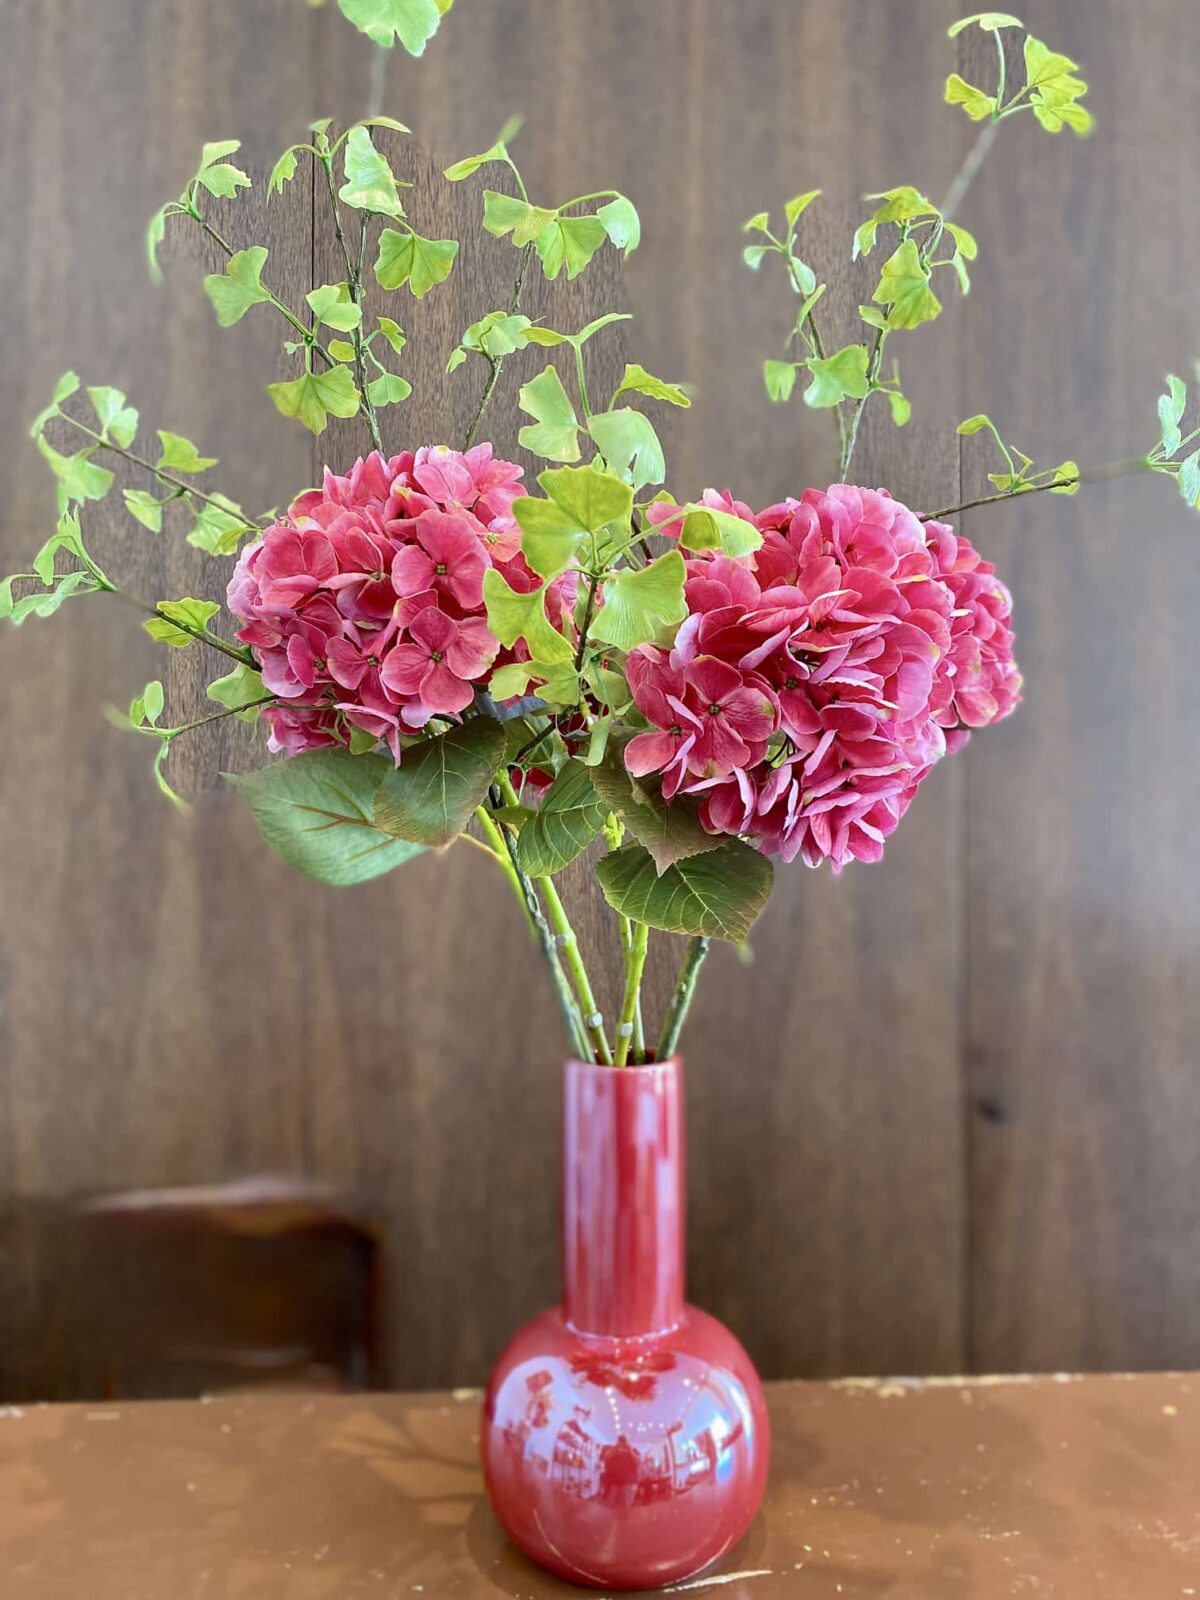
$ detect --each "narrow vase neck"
[562,1056,685,1338]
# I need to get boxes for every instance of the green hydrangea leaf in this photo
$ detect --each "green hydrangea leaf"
[374,227,458,297]
[516,759,607,876]
[613,363,690,409]
[874,240,942,330]
[518,366,580,462]
[590,550,686,651]
[87,386,139,448]
[591,746,725,874]
[267,365,361,435]
[230,750,424,886]
[588,409,665,492]
[483,567,574,665]
[204,247,273,328]
[764,359,799,403]
[534,215,608,281]
[306,283,362,331]
[157,431,217,472]
[596,195,641,254]
[596,839,774,942]
[207,663,267,721]
[336,0,446,55]
[804,342,870,407]
[339,125,405,218]
[123,488,166,532]
[374,719,508,847]
[367,371,412,408]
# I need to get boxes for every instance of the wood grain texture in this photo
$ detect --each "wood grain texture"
[1,0,1196,1398]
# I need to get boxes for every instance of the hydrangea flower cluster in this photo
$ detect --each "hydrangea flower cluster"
[227,445,532,760]
[630,484,1020,871]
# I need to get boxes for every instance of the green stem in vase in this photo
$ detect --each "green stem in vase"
[614,920,650,1068]
[657,936,711,1062]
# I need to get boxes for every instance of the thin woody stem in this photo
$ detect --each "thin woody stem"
[164,694,276,739]
[463,244,533,450]
[318,155,384,452]
[657,936,711,1062]
[920,457,1153,522]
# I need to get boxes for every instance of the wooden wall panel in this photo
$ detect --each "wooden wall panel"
[1,0,1196,1399]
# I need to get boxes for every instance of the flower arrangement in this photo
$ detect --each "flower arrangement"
[4,10,1197,1074]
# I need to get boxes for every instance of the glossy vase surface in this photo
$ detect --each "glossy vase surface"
[481,1057,770,1590]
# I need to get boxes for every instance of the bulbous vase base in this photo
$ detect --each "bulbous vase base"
[481,1304,770,1591]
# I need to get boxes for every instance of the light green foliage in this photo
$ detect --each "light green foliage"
[146,140,252,281]
[612,363,690,409]
[535,216,609,281]
[597,196,641,254]
[957,412,1080,497]
[589,550,687,652]
[188,494,257,555]
[588,409,665,492]
[944,16,1092,137]
[596,840,774,944]
[945,73,996,121]
[143,597,221,648]
[804,343,870,407]
[267,366,361,435]
[268,147,300,197]
[367,371,412,407]
[334,0,452,55]
[36,436,114,504]
[123,489,167,532]
[30,371,80,437]
[853,187,939,260]
[670,505,762,559]
[516,760,607,876]
[374,227,459,297]
[763,360,798,403]
[874,239,942,330]
[518,366,581,462]
[948,13,1023,37]
[339,125,406,218]
[207,663,267,721]
[442,116,524,183]
[157,431,217,473]
[373,720,508,847]
[1147,374,1200,511]
[307,283,362,332]
[1,511,107,626]
[230,750,424,885]
[204,247,273,327]
[375,315,406,353]
[514,466,632,581]
[87,386,138,448]
[483,568,574,664]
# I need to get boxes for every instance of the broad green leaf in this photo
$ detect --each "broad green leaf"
[87,386,138,448]
[516,760,607,875]
[230,750,425,886]
[194,143,251,199]
[207,663,267,720]
[1024,36,1093,136]
[483,567,574,664]
[803,343,870,407]
[945,222,979,260]
[596,195,640,254]
[588,409,665,492]
[339,125,405,217]
[444,117,523,181]
[489,660,581,704]
[534,215,608,280]
[373,719,508,847]
[482,189,533,238]
[874,239,942,330]
[188,495,253,555]
[511,503,580,582]
[743,211,770,234]
[328,339,357,362]
[592,745,723,873]
[784,189,821,228]
[764,359,799,403]
[143,597,221,648]
[460,310,532,357]
[267,366,361,435]
[130,678,166,726]
[742,244,769,271]
[518,365,580,462]
[948,12,1023,36]
[374,227,458,297]
[1158,375,1186,456]
[306,282,362,331]
[157,430,217,473]
[32,510,86,582]
[337,0,445,54]
[596,840,774,942]
[888,390,913,427]
[204,247,272,327]
[123,488,165,531]
[539,464,634,533]
[590,549,687,651]
[957,413,995,436]
[367,371,412,407]
[865,185,939,225]
[36,436,114,503]
[30,371,80,437]
[268,146,299,197]
[676,505,762,558]
[945,73,996,121]
[613,363,690,409]
[376,315,406,353]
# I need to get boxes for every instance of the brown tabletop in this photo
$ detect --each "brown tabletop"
[1,1374,1197,1597]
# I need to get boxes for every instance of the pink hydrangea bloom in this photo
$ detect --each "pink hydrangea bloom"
[227,446,527,761]
[626,484,1021,871]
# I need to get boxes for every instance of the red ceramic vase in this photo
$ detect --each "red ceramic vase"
[481,1057,770,1590]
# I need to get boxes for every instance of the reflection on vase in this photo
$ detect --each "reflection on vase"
[482,1059,769,1591]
